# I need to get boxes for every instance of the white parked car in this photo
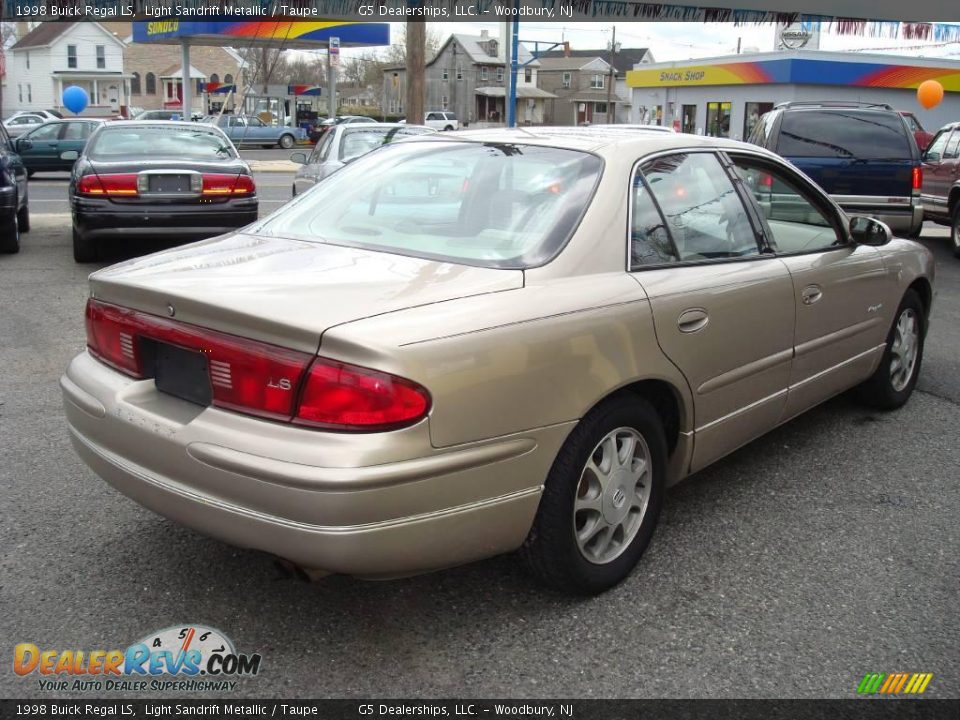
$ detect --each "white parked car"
[3,113,47,137]
[424,111,459,131]
[6,109,62,123]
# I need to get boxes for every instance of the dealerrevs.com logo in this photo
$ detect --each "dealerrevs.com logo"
[14,625,262,692]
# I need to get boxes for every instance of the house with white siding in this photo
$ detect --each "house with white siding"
[5,22,128,117]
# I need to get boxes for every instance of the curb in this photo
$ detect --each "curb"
[249,161,299,173]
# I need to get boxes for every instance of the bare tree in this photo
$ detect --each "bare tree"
[385,25,442,65]
[237,47,289,95]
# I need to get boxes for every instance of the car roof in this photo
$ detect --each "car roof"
[437,126,769,156]
[99,120,221,129]
[339,122,432,130]
[37,118,104,124]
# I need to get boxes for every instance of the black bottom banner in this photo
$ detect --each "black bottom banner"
[1,700,958,720]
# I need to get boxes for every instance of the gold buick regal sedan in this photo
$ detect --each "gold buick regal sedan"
[61,128,934,594]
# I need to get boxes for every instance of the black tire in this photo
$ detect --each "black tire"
[907,221,923,240]
[291,184,297,197]
[0,212,20,254]
[520,395,666,594]
[72,226,98,263]
[17,202,29,233]
[951,203,960,259]
[279,134,295,149]
[443,125,454,132]
[855,289,925,410]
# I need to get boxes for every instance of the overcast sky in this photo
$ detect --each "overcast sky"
[339,21,960,63]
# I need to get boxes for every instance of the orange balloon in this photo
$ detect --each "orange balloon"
[917,80,944,110]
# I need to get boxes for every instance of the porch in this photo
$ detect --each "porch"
[51,71,131,117]
[474,86,556,125]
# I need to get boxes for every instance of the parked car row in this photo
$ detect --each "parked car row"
[3,103,959,266]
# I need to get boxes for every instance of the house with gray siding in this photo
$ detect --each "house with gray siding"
[382,29,554,126]
[538,47,654,124]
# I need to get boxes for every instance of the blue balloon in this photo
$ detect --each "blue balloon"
[62,86,89,115]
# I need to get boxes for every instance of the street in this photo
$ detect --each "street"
[0,165,957,700]
[24,148,299,220]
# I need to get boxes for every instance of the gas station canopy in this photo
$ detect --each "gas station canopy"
[130,20,389,119]
[132,20,390,49]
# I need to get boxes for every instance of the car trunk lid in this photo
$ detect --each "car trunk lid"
[88,233,523,354]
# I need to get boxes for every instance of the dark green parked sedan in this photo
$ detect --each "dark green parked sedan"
[15,119,104,175]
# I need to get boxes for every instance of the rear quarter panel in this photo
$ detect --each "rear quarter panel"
[320,273,693,451]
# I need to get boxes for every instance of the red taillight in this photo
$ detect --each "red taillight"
[202,173,255,196]
[78,173,139,196]
[85,301,142,376]
[232,174,255,195]
[85,299,429,430]
[912,166,922,191]
[295,358,431,431]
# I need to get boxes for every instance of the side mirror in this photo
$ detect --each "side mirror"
[850,216,893,246]
[61,150,79,161]
[923,150,940,162]
[289,152,307,165]
[18,139,32,150]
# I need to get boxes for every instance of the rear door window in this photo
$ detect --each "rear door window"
[633,152,758,264]
[778,110,911,159]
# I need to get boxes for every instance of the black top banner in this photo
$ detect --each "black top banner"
[1,0,959,22]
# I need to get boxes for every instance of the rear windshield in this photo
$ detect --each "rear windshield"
[778,110,912,159]
[86,126,237,160]
[339,126,434,162]
[258,140,602,269]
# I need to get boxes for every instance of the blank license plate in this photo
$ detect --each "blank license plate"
[152,342,212,406]
[148,174,192,193]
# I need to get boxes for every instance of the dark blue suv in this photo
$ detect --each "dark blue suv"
[749,102,923,237]
[0,121,30,253]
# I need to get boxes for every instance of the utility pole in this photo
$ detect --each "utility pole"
[406,21,425,125]
[507,19,519,127]
[606,25,616,124]
[326,48,335,119]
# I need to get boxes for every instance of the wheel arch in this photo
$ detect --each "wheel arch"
[587,378,687,457]
[948,184,960,214]
[908,277,933,325]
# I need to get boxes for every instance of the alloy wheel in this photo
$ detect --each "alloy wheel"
[573,427,652,565]
[890,308,919,392]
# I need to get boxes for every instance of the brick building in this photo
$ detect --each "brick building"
[100,22,245,116]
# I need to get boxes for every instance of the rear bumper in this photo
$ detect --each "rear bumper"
[72,197,258,240]
[61,351,563,577]
[834,197,923,234]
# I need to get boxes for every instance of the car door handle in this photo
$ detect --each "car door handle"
[677,308,709,333]
[801,285,823,305]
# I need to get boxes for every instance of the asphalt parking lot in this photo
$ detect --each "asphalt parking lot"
[0,165,957,699]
